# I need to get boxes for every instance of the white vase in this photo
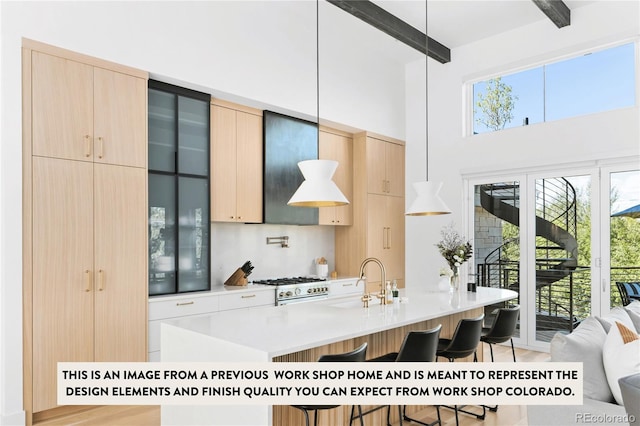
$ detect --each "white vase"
[438,276,450,292]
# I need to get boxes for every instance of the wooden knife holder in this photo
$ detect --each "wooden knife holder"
[224,268,248,286]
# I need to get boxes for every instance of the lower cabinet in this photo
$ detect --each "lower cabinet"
[148,288,275,361]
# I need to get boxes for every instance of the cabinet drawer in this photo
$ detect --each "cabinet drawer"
[148,294,220,321]
[219,290,274,311]
[330,278,361,297]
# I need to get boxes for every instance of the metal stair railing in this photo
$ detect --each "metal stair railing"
[478,179,580,335]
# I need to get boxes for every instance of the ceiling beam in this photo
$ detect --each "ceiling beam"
[531,0,571,28]
[326,0,451,64]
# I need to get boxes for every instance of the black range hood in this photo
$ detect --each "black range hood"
[263,111,318,225]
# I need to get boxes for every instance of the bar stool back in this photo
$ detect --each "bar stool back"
[292,342,367,426]
[436,314,484,362]
[364,325,442,426]
[481,306,520,362]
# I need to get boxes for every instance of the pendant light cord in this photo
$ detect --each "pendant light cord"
[317,0,320,146]
[425,0,429,182]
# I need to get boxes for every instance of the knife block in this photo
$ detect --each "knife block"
[224,268,248,286]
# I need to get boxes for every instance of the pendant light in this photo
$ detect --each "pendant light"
[288,0,349,208]
[406,0,451,216]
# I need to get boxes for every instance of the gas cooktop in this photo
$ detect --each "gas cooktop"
[252,277,327,286]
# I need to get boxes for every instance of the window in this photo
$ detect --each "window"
[148,81,210,296]
[472,42,636,135]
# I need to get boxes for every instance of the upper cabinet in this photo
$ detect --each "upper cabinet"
[319,127,353,226]
[31,51,146,168]
[335,131,405,293]
[210,99,263,223]
[366,134,404,197]
[148,81,210,296]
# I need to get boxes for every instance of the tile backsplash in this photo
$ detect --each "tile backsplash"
[210,222,336,286]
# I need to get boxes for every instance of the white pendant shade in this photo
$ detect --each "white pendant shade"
[406,181,451,216]
[287,159,350,207]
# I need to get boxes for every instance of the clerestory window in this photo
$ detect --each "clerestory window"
[471,42,636,135]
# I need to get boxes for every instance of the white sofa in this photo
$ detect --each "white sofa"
[527,301,640,425]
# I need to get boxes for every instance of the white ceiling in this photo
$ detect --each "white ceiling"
[370,0,597,49]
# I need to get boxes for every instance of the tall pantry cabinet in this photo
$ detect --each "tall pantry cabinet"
[22,40,148,421]
[335,132,405,293]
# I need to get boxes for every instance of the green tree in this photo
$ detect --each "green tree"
[475,77,518,131]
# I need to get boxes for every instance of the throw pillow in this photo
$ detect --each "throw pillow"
[550,316,613,402]
[626,309,640,333]
[602,321,640,405]
[625,300,640,317]
[597,306,635,333]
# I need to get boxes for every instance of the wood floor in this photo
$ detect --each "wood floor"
[35,345,549,426]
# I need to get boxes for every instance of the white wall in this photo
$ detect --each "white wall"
[405,1,640,291]
[0,1,411,422]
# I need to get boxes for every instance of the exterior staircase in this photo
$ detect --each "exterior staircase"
[478,179,580,336]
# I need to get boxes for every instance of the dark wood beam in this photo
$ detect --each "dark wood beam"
[532,0,571,28]
[326,0,451,64]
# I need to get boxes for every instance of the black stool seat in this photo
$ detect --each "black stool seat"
[292,342,367,426]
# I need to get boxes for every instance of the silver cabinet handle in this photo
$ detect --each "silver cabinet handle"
[176,301,194,306]
[241,294,256,299]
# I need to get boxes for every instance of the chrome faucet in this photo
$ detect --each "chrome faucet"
[357,257,389,305]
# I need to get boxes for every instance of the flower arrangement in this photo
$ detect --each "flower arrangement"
[436,224,473,276]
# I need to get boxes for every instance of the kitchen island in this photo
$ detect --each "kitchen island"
[161,286,517,425]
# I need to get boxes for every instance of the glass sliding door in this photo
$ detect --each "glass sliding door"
[533,174,591,343]
[470,165,637,349]
[473,180,522,339]
[605,167,640,308]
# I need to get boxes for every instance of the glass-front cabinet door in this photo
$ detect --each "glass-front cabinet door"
[148,81,210,296]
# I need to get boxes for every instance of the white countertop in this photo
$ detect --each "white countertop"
[164,286,517,358]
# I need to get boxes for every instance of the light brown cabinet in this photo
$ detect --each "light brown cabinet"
[319,127,353,226]
[366,135,404,197]
[31,51,147,168]
[336,132,405,293]
[23,39,148,420]
[210,100,263,223]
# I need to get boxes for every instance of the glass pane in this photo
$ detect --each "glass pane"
[148,89,176,173]
[178,96,209,176]
[474,182,521,338]
[610,170,640,307]
[149,173,177,296]
[473,68,543,134]
[178,176,210,293]
[546,43,636,121]
[534,176,590,342]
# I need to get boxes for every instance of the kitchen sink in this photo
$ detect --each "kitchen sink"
[329,300,365,309]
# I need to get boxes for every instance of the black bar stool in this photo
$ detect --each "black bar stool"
[480,305,519,412]
[292,342,368,426]
[356,325,442,426]
[481,305,519,362]
[436,314,485,426]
